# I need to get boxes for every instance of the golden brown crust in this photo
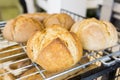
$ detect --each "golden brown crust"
[3,16,44,42]
[37,38,74,72]
[70,18,118,50]
[70,32,83,62]
[43,13,75,30]
[20,13,50,22]
[2,19,15,41]
[27,25,83,72]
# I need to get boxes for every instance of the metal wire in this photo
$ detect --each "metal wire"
[20,42,116,80]
[19,43,46,79]
[0,46,25,55]
[0,58,30,66]
[0,52,26,61]
[0,10,120,80]
[0,64,32,76]
[0,33,119,80]
[16,70,45,80]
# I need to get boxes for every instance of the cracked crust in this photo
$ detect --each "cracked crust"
[20,13,50,23]
[70,18,118,50]
[43,13,75,30]
[3,16,44,42]
[27,25,82,72]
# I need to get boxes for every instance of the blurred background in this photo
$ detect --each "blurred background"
[0,0,119,30]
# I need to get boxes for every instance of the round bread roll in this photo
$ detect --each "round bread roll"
[27,25,83,72]
[20,13,50,22]
[70,18,118,50]
[0,69,15,80]
[43,13,75,30]
[3,16,43,42]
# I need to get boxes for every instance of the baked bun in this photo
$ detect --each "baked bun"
[20,13,50,22]
[70,18,118,50]
[43,13,75,30]
[3,16,43,42]
[0,69,15,80]
[27,25,82,72]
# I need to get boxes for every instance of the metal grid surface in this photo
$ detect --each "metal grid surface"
[0,10,120,80]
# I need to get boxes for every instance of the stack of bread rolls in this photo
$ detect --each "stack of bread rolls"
[1,12,118,80]
[3,13,75,43]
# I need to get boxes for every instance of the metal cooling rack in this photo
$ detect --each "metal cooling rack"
[0,10,120,80]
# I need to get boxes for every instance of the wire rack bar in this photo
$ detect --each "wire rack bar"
[45,50,120,80]
[33,63,46,79]
[0,52,26,61]
[18,42,120,80]
[16,71,44,80]
[0,58,29,67]
[0,46,26,55]
[0,21,6,24]
[0,21,6,27]
[0,64,33,76]
[19,43,47,79]
[0,11,120,80]
[0,42,18,47]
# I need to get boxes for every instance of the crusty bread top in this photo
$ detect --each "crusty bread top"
[43,13,75,30]
[20,13,50,22]
[3,16,44,42]
[27,25,82,63]
[27,25,82,72]
[70,18,118,50]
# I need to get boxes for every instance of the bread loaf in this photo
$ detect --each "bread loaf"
[20,13,50,22]
[3,16,43,42]
[70,18,118,50]
[43,13,75,30]
[27,25,83,72]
